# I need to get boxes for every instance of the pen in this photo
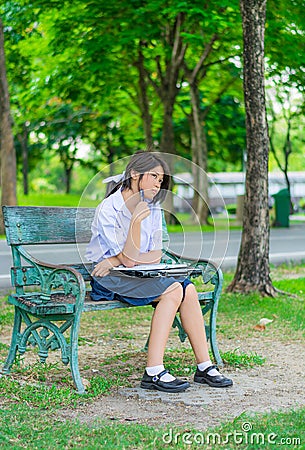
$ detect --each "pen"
[140,189,144,201]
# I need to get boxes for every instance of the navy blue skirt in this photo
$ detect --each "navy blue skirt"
[90,274,193,306]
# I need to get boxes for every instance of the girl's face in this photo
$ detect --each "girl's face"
[139,165,164,200]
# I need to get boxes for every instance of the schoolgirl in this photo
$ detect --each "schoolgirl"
[86,151,232,392]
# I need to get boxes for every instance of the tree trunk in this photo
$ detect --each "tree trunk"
[157,14,186,223]
[149,13,186,156]
[160,98,178,224]
[189,81,209,224]
[65,165,72,194]
[0,19,17,234]
[227,0,276,296]
[17,124,29,195]
[136,43,154,150]
[160,100,177,155]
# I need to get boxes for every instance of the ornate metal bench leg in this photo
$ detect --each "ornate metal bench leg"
[209,304,223,367]
[1,306,22,374]
[172,316,187,342]
[143,335,149,352]
[69,315,85,394]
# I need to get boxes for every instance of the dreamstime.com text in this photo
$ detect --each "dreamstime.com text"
[161,422,301,446]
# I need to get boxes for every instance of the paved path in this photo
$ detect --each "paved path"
[0,223,304,290]
[168,223,305,269]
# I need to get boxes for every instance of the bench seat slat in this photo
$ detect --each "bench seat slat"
[8,295,133,315]
[83,300,132,312]
[8,289,212,316]
[8,294,76,315]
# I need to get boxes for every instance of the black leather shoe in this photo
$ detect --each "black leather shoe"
[140,369,190,393]
[194,365,233,388]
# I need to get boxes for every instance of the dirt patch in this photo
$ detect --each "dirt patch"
[58,337,305,431]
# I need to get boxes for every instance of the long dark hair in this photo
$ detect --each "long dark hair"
[106,151,171,204]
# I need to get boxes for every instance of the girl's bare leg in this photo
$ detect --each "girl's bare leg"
[147,282,183,367]
[178,283,210,363]
[146,282,233,388]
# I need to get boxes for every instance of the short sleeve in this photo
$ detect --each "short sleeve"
[97,205,126,256]
[85,198,127,262]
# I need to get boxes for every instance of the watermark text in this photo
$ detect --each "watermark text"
[162,422,301,446]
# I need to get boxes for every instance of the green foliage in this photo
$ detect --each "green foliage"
[274,277,305,296]
[225,204,237,214]
[0,371,123,408]
[18,193,98,207]
[2,0,305,198]
[163,347,265,374]
[221,349,265,368]
[210,408,305,449]
[0,298,14,327]
[0,401,304,449]
[219,275,305,339]
[0,377,80,408]
[0,404,165,449]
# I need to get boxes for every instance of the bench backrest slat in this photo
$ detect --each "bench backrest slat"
[3,206,95,245]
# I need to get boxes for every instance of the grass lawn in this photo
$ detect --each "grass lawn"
[0,403,303,449]
[0,264,304,448]
[3,193,241,236]
[18,192,99,208]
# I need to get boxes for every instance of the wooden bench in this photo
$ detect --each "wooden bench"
[1,205,224,394]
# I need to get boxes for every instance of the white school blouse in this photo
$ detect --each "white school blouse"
[85,188,163,263]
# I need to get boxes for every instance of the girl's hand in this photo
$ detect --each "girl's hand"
[92,259,115,277]
[132,201,150,223]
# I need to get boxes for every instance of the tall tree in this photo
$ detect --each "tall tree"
[0,19,17,233]
[227,0,276,295]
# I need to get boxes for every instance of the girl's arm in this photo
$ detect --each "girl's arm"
[117,200,152,267]
[91,249,162,278]
[133,249,162,264]
[91,255,121,277]
[91,198,162,276]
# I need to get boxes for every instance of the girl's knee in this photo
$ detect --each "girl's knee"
[162,282,183,304]
[183,283,199,302]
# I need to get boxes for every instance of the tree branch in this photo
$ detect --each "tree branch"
[144,66,163,100]
[201,54,239,71]
[190,33,218,83]
[171,13,188,69]
[171,13,184,64]
[155,55,165,87]
[42,110,94,126]
[269,134,284,172]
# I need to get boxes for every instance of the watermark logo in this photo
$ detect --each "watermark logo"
[162,423,301,446]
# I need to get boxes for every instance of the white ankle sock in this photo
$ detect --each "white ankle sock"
[146,365,176,382]
[197,360,219,376]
